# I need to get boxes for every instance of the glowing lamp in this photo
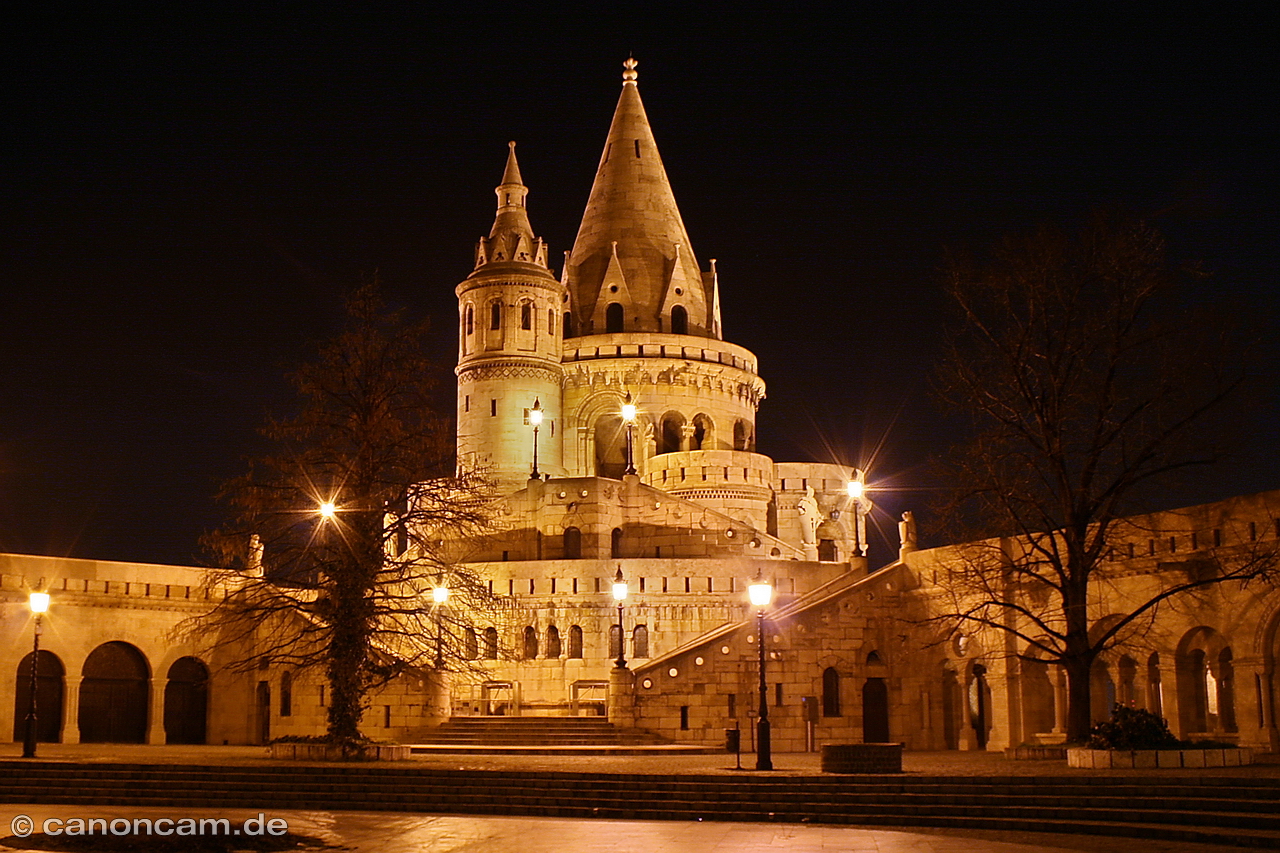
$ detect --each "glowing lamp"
[433,586,449,604]
[847,480,864,500]
[612,567,628,602]
[620,392,637,423]
[529,398,543,426]
[318,501,337,519]
[29,591,50,614]
[748,576,773,608]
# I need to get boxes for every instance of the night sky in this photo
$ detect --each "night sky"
[4,8,1277,567]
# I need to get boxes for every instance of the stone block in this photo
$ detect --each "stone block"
[1132,750,1157,768]
[1157,750,1183,768]
[1181,749,1205,768]
[1204,749,1223,767]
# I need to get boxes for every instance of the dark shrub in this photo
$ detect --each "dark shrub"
[1087,706,1180,750]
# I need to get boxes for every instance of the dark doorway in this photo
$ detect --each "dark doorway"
[606,302,624,333]
[13,650,64,743]
[79,642,149,743]
[822,666,841,717]
[862,677,890,742]
[164,657,208,744]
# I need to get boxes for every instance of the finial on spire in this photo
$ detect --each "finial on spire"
[622,56,638,85]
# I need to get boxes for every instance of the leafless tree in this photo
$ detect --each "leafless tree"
[180,280,506,745]
[931,214,1274,741]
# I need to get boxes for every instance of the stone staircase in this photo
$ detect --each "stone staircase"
[2,760,1279,847]
[408,715,690,752]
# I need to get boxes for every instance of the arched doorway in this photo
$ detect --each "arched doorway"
[822,667,841,717]
[163,657,208,744]
[12,650,64,743]
[79,642,149,743]
[862,678,890,742]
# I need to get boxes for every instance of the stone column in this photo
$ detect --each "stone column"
[1233,656,1270,749]
[147,677,166,744]
[62,676,82,744]
[608,666,635,728]
[1157,658,1185,739]
[1052,666,1067,735]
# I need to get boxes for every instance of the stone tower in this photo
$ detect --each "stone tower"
[455,142,567,491]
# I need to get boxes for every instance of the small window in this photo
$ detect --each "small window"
[822,667,841,717]
[280,671,293,717]
[568,625,584,659]
[464,628,478,660]
[490,302,501,330]
[634,139,641,158]
[606,302,624,333]
[465,306,474,335]
[671,305,688,335]
[546,625,562,658]
[548,308,555,335]
[563,527,582,559]
[521,302,532,330]
[491,399,497,417]
[523,626,538,659]
[611,527,623,558]
[609,624,623,659]
[483,627,499,660]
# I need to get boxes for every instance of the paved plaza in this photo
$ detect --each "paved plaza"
[0,805,1263,853]
[3,745,1277,852]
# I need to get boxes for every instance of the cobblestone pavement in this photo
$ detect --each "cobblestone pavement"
[0,805,1259,853]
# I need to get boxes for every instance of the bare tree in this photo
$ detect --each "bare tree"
[181,280,505,745]
[931,214,1274,741]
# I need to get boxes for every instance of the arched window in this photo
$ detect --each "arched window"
[660,413,684,454]
[483,627,499,660]
[464,628,479,660]
[546,625,562,659]
[734,420,751,451]
[563,527,582,559]
[523,626,538,660]
[606,302,624,333]
[548,308,555,336]
[691,414,712,450]
[465,306,474,335]
[568,625,584,659]
[822,666,841,717]
[632,624,649,658]
[611,527,623,558]
[671,305,688,335]
[521,302,532,330]
[490,302,501,330]
[609,624,623,659]
[817,540,837,561]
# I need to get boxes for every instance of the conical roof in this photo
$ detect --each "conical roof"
[565,58,713,337]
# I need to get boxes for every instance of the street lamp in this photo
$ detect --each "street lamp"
[22,586,50,759]
[621,392,637,476]
[612,567,628,669]
[318,500,337,519]
[846,475,866,557]
[748,573,773,771]
[528,398,543,479]
[432,583,449,669]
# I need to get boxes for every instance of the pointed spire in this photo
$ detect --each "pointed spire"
[475,141,547,270]
[565,58,715,337]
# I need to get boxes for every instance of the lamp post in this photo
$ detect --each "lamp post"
[621,392,637,476]
[432,583,449,669]
[748,574,773,771]
[612,567,628,669]
[318,500,337,520]
[22,587,50,759]
[528,398,543,479]
[846,477,864,556]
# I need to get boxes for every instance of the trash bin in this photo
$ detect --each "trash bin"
[725,728,741,753]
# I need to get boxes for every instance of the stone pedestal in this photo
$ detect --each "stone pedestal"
[608,666,634,728]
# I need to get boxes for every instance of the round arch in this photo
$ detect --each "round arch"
[79,641,150,743]
[12,650,64,744]
[164,656,209,744]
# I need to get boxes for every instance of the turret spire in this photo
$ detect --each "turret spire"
[564,58,716,338]
[475,141,547,270]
